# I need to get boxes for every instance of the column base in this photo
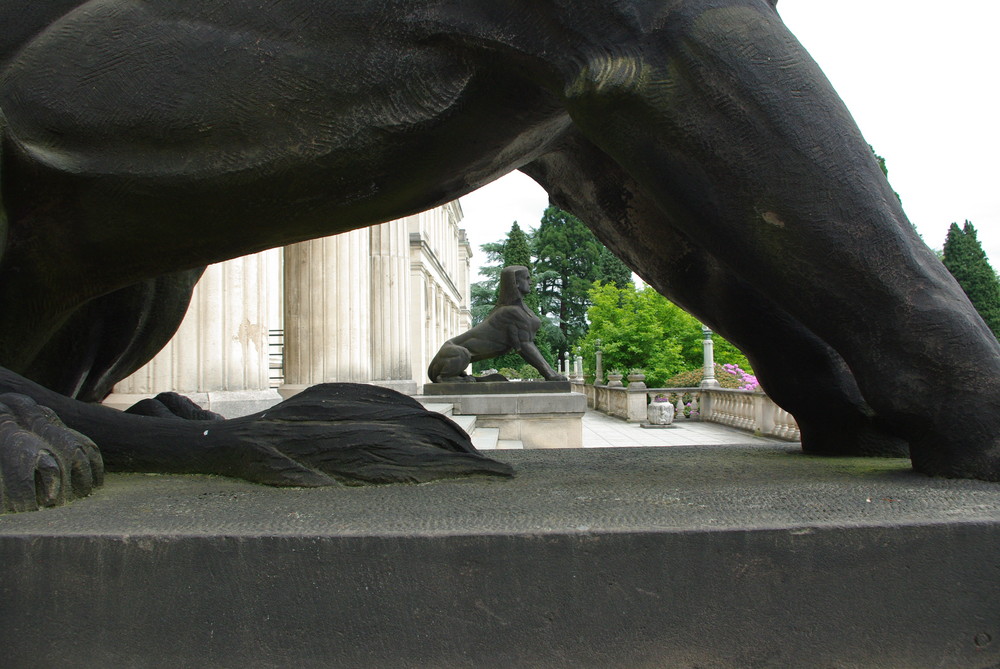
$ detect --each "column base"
[369,379,419,396]
[279,381,419,400]
[103,389,283,418]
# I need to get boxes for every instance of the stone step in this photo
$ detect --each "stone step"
[470,427,499,451]
[419,402,454,416]
[449,414,476,435]
[420,402,521,450]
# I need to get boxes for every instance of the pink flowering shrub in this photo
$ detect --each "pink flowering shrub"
[721,363,760,391]
[662,363,760,391]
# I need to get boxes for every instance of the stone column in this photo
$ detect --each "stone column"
[700,325,721,389]
[409,267,429,389]
[369,220,417,394]
[106,249,283,417]
[281,228,371,398]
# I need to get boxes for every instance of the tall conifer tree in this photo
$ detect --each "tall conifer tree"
[942,221,1000,339]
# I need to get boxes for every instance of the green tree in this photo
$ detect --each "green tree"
[942,221,1000,338]
[597,245,633,288]
[578,282,750,387]
[534,206,632,354]
[871,146,901,205]
[469,208,637,374]
[503,221,532,267]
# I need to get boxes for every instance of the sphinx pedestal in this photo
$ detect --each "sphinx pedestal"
[418,383,584,448]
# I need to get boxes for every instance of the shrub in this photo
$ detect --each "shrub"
[661,363,759,390]
[518,364,541,380]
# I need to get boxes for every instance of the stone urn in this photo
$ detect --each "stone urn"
[647,401,675,426]
[607,372,624,387]
[627,372,646,389]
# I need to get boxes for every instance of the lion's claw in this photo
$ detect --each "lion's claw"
[0,393,104,513]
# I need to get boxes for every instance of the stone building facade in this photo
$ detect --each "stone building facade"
[105,202,472,416]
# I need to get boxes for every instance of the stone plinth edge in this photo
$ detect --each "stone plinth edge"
[2,446,999,668]
[423,380,571,395]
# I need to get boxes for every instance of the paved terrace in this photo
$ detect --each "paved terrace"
[582,409,789,448]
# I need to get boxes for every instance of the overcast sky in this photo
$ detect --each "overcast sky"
[460,0,1000,281]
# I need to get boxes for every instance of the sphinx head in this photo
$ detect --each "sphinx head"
[497,265,531,305]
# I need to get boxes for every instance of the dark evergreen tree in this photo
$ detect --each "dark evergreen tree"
[501,221,540,313]
[503,221,532,267]
[942,221,1000,339]
[597,245,634,289]
[533,206,603,351]
[469,208,636,374]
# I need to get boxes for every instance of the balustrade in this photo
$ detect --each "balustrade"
[571,381,799,441]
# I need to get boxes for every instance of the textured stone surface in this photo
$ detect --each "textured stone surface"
[2,447,1000,668]
[422,380,571,395]
[422,392,586,417]
[3,446,999,535]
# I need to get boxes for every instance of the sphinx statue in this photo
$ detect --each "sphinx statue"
[1,0,999,512]
[427,266,566,384]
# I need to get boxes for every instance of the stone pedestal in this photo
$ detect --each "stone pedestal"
[418,391,585,448]
[3,447,1000,668]
[422,381,571,395]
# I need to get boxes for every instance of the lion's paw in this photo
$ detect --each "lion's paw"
[0,393,104,513]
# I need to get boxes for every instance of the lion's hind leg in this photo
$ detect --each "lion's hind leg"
[427,341,474,383]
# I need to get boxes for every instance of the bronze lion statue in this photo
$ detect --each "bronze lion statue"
[1,0,999,512]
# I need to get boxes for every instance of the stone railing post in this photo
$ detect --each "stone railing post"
[700,388,715,422]
[700,325,720,389]
[626,373,647,422]
[627,390,647,422]
[754,393,775,437]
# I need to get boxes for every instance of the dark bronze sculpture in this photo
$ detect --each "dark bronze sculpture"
[1,0,999,511]
[428,266,566,384]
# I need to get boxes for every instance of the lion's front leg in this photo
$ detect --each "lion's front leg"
[562,0,1000,477]
[0,393,104,513]
[0,367,512,511]
[517,341,567,382]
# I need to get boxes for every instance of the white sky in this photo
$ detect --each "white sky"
[460,0,1000,281]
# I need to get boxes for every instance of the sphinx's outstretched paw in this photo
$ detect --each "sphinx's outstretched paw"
[125,391,225,421]
[0,393,104,513]
[217,383,514,487]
